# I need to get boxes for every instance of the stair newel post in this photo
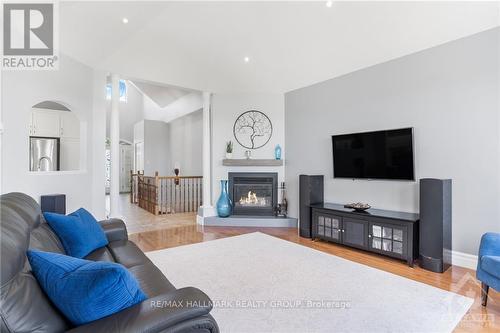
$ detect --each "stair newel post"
[155,171,159,215]
[130,170,134,204]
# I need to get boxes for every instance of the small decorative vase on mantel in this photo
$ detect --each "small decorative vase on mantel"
[275,144,282,160]
[216,180,232,217]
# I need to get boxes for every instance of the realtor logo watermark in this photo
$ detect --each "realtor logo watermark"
[2,1,59,70]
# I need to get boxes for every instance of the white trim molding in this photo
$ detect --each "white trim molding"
[197,91,216,226]
[196,206,217,225]
[452,250,478,270]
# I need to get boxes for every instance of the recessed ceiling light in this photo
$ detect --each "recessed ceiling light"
[244,57,250,63]
[326,1,333,8]
[122,17,129,24]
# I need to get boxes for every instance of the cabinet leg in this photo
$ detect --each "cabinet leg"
[407,259,414,268]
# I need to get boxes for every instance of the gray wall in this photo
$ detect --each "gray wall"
[135,112,202,177]
[144,120,170,176]
[285,28,499,255]
[167,109,203,176]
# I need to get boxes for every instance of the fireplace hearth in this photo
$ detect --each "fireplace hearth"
[228,172,278,216]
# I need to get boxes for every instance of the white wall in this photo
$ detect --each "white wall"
[285,28,500,255]
[211,93,285,205]
[1,55,107,217]
[106,81,143,143]
[167,109,203,176]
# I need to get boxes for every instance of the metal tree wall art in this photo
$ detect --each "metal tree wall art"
[233,110,273,149]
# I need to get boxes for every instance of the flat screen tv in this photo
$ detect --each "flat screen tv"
[332,128,414,180]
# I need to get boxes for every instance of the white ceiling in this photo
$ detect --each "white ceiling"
[131,80,192,108]
[60,1,500,93]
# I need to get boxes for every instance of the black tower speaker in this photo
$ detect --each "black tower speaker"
[299,175,324,238]
[41,194,66,215]
[419,179,452,273]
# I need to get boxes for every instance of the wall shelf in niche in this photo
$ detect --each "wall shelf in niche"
[222,159,283,167]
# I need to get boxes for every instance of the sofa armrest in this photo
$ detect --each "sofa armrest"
[66,287,217,333]
[479,233,500,259]
[99,218,128,242]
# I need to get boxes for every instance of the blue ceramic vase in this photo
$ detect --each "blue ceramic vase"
[275,144,282,160]
[216,180,232,217]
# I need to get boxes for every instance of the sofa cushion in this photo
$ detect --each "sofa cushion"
[0,192,43,230]
[481,255,500,279]
[105,239,177,297]
[128,263,176,297]
[29,222,66,254]
[0,272,70,333]
[44,208,108,258]
[85,246,115,263]
[27,250,147,326]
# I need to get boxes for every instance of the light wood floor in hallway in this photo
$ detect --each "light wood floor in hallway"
[118,196,499,332]
[107,194,197,234]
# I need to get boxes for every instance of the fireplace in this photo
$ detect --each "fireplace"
[228,172,278,216]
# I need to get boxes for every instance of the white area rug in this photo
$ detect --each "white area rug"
[147,232,473,333]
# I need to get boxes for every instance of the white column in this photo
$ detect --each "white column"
[197,91,216,224]
[0,70,3,193]
[109,74,120,217]
[91,70,107,219]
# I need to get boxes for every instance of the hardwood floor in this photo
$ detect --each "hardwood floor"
[123,205,499,332]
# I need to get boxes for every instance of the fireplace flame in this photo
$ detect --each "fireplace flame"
[240,191,258,205]
[239,191,268,206]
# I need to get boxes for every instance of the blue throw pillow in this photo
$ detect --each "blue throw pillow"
[27,250,147,326]
[44,208,108,258]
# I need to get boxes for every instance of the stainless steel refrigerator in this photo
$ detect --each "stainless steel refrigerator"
[30,137,59,171]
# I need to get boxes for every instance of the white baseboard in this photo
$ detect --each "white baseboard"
[451,250,478,270]
[196,205,217,225]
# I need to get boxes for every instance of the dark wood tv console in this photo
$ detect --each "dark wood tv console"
[310,203,419,267]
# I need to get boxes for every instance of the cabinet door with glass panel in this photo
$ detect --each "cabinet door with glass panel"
[369,222,406,259]
[313,211,342,244]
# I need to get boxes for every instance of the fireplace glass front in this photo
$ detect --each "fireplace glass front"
[229,173,278,216]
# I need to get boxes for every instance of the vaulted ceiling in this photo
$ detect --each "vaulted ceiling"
[131,81,193,108]
[60,1,499,93]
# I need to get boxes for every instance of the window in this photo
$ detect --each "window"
[106,80,127,102]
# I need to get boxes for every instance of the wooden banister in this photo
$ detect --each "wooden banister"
[132,172,202,215]
[156,176,203,180]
